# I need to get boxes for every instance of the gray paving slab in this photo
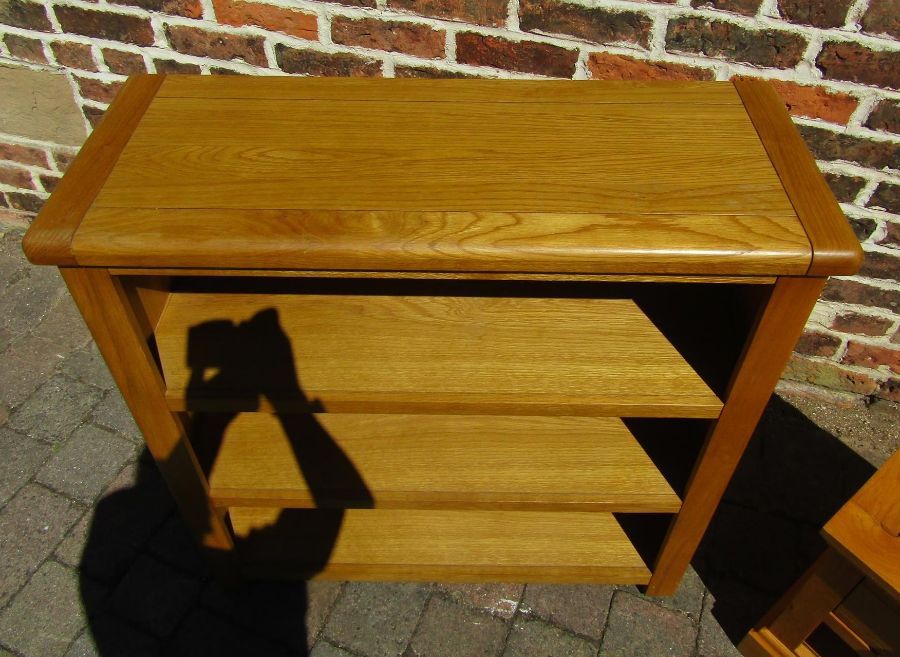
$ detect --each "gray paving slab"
[171,609,293,657]
[9,374,102,444]
[63,613,159,657]
[1,333,71,408]
[310,641,356,657]
[91,389,141,443]
[644,566,706,619]
[0,263,67,339]
[436,583,522,620]
[697,593,742,657]
[599,592,698,657]
[57,342,115,391]
[520,584,614,641]
[0,426,52,505]
[408,595,507,657]
[502,615,597,657]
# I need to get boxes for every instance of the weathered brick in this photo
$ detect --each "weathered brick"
[388,0,507,27]
[521,584,613,639]
[456,33,578,77]
[0,0,51,31]
[666,17,806,68]
[76,76,125,104]
[111,0,202,17]
[153,58,202,73]
[395,65,480,78]
[437,582,522,619]
[588,53,714,80]
[6,191,44,213]
[822,278,899,312]
[831,312,893,336]
[766,80,858,124]
[56,6,155,46]
[213,0,317,40]
[779,0,854,28]
[4,34,48,63]
[795,330,842,357]
[317,0,375,5]
[166,25,267,66]
[505,615,596,657]
[0,428,52,506]
[275,45,382,76]
[817,43,900,90]
[50,40,97,71]
[878,221,900,249]
[600,593,697,656]
[691,0,762,17]
[878,377,900,402]
[332,16,445,59]
[868,183,900,214]
[9,374,101,444]
[860,249,900,280]
[83,105,106,128]
[53,150,77,171]
[862,0,900,39]
[0,142,49,168]
[823,173,865,203]
[103,48,147,74]
[410,596,507,657]
[782,353,880,395]
[842,341,900,373]
[0,166,34,190]
[866,99,900,134]
[850,217,878,242]
[39,174,60,193]
[520,0,652,48]
[798,124,899,170]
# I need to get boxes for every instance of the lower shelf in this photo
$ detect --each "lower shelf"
[229,507,652,584]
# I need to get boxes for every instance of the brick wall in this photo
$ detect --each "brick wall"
[1,0,898,401]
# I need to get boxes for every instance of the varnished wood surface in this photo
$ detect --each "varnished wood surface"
[21,75,164,265]
[156,290,723,417]
[834,580,900,654]
[734,78,863,276]
[229,507,651,583]
[203,413,681,512]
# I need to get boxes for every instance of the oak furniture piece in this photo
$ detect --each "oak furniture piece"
[739,448,900,656]
[23,75,862,595]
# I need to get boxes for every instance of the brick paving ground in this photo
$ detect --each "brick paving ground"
[0,225,897,657]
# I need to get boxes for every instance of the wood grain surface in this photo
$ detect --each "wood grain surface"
[156,291,723,417]
[203,413,681,512]
[229,507,651,583]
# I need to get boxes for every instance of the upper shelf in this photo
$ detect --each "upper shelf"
[22,76,861,277]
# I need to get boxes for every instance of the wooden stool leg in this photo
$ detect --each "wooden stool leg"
[61,268,235,558]
[646,277,825,596]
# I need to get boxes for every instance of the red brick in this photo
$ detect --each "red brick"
[868,183,900,215]
[56,6,155,47]
[795,330,842,357]
[166,25,267,67]
[456,33,577,77]
[275,45,382,77]
[797,124,898,171]
[83,105,106,128]
[39,174,60,193]
[691,0,762,17]
[831,312,893,336]
[50,41,98,71]
[666,17,806,68]
[103,48,147,74]
[866,100,900,135]
[110,0,202,18]
[782,353,879,396]
[877,377,900,402]
[817,43,900,90]
[878,221,900,249]
[859,250,900,281]
[6,191,44,213]
[332,17,444,59]
[823,278,899,312]
[312,0,375,5]
[0,0,52,31]
[849,218,877,242]
[75,77,125,104]
[0,195,7,209]
[862,0,900,39]
[4,34,47,63]
[778,0,854,28]
[823,173,865,204]
[0,166,34,190]
[766,80,857,124]
[842,341,900,374]
[213,0,317,40]
[388,0,507,28]
[153,58,201,74]
[0,143,49,168]
[520,0,652,48]
[53,151,76,172]
[588,53,714,81]
[395,65,480,78]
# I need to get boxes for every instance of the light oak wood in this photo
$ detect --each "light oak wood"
[202,413,681,512]
[733,78,863,276]
[21,75,164,266]
[156,291,723,418]
[834,580,900,654]
[823,612,871,654]
[739,629,803,657]
[229,507,651,583]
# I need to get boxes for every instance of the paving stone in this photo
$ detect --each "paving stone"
[0,230,27,286]
[323,582,430,657]
[0,484,83,607]
[0,426,52,505]
[645,566,705,618]
[91,389,141,442]
[31,291,91,353]
[520,584,613,640]
[63,614,159,657]
[697,593,741,657]
[0,561,86,657]
[1,334,70,407]
[599,592,697,657]
[147,515,210,576]
[409,595,507,657]
[0,264,68,339]
[436,583,522,619]
[107,555,201,638]
[9,374,102,444]
[503,615,597,657]
[310,641,356,657]
[37,424,136,503]
[171,609,293,657]
[57,342,115,391]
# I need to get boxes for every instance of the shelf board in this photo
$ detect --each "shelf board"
[229,507,651,584]
[198,413,682,512]
[157,291,722,418]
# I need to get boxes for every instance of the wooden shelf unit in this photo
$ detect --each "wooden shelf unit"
[22,76,862,595]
